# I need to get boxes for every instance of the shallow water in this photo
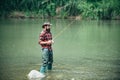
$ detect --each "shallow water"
[0,19,120,80]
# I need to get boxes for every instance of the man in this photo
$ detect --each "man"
[38,22,54,77]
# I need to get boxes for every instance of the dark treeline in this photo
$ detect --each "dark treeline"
[0,0,120,20]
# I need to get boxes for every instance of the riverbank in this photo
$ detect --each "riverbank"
[1,11,120,20]
[6,11,82,20]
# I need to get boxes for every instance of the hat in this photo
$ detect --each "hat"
[43,22,52,26]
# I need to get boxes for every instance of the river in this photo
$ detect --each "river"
[0,19,120,80]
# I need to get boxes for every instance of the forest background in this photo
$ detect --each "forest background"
[0,0,120,20]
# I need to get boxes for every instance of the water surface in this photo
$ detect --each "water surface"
[0,19,120,80]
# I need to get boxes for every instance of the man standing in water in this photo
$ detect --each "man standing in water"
[38,22,54,77]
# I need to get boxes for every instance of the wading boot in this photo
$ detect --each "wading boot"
[47,64,52,70]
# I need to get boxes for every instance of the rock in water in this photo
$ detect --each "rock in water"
[27,70,45,80]
[71,78,75,80]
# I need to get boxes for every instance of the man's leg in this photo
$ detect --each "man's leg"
[40,48,49,73]
[47,50,53,70]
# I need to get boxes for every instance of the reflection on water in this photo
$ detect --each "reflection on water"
[0,19,120,80]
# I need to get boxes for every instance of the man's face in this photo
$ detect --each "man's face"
[45,25,51,32]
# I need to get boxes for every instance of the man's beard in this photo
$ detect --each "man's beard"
[46,28,50,32]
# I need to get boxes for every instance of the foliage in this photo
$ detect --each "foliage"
[0,0,120,19]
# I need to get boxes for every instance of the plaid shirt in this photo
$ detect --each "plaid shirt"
[39,30,52,50]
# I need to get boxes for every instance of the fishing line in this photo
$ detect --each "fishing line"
[53,20,75,40]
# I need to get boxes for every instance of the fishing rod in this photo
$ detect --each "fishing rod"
[53,20,75,40]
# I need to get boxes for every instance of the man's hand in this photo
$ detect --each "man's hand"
[39,40,54,45]
[47,40,54,45]
[51,40,54,44]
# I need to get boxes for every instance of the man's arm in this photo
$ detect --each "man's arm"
[39,40,53,45]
